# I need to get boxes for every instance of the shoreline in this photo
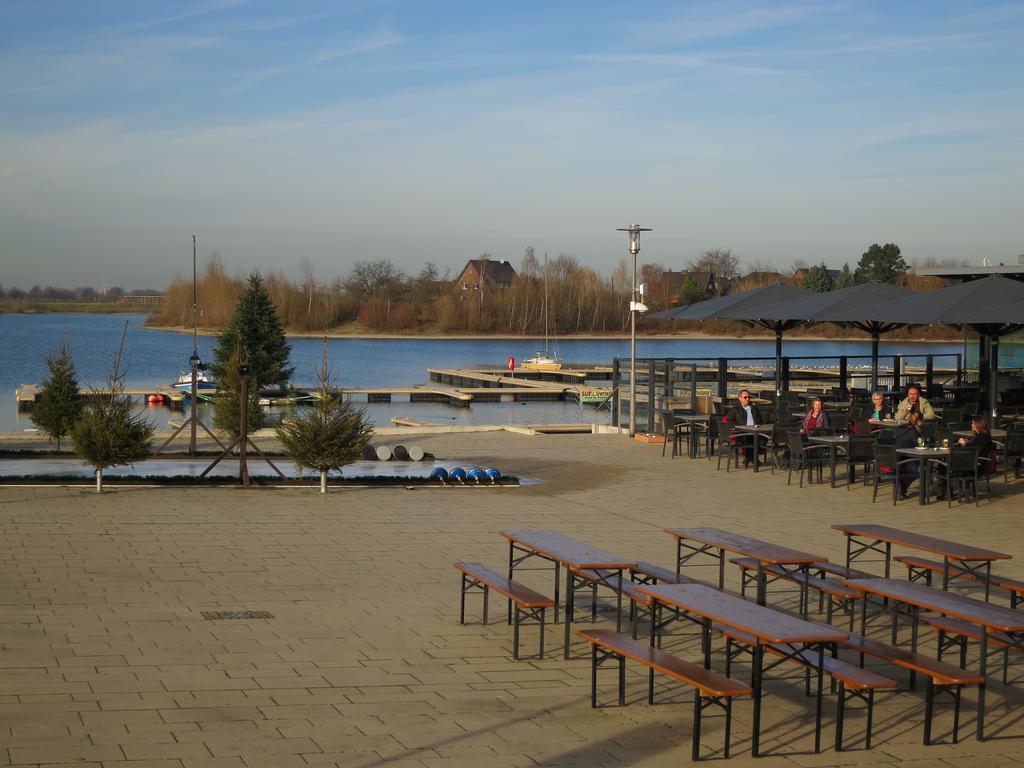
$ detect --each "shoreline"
[142,323,963,343]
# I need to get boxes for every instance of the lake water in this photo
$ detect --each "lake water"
[0,313,964,433]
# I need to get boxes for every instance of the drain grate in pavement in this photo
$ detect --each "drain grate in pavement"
[201,610,274,620]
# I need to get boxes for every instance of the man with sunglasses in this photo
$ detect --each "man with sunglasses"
[725,389,766,466]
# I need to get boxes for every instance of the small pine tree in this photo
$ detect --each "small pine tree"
[212,342,266,439]
[834,262,856,289]
[31,334,84,451]
[276,346,373,493]
[681,276,705,305]
[855,243,908,284]
[70,324,154,492]
[801,262,834,293]
[211,272,293,392]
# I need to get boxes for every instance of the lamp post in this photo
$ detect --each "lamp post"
[238,363,250,487]
[189,351,200,455]
[617,225,651,436]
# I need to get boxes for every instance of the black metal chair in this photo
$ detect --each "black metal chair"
[841,436,876,489]
[715,420,738,471]
[1003,432,1024,482]
[769,423,791,473]
[962,401,980,417]
[786,432,828,487]
[871,443,917,505]
[940,406,963,427]
[660,410,688,459]
[829,411,850,435]
[933,446,981,506]
[920,420,938,446]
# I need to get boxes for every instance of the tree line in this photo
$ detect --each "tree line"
[151,242,956,336]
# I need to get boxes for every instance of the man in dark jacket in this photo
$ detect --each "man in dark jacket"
[724,389,765,466]
[725,389,765,428]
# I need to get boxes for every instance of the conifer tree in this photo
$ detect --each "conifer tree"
[801,262,834,293]
[70,324,154,492]
[855,243,907,284]
[212,342,266,439]
[276,345,373,493]
[31,334,84,451]
[834,262,856,289]
[211,272,293,391]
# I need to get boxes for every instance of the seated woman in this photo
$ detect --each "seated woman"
[799,398,830,440]
[868,391,891,422]
[933,414,994,499]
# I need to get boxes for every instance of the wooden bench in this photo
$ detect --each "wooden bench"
[840,632,985,745]
[921,615,1023,684]
[632,561,694,586]
[992,574,1024,609]
[454,562,555,659]
[812,562,875,580]
[731,557,861,625]
[577,628,752,761]
[718,626,896,751]
[894,555,979,587]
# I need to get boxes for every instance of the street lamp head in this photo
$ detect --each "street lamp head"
[616,225,652,255]
[237,364,250,377]
[189,353,201,369]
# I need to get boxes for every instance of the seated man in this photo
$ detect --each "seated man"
[724,389,765,466]
[894,384,936,422]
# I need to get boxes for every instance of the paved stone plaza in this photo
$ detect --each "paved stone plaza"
[1,431,1023,767]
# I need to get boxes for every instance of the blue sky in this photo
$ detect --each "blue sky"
[1,1,1023,289]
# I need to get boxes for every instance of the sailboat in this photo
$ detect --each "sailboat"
[521,254,562,371]
[171,235,218,392]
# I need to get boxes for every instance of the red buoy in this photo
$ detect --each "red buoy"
[147,394,164,404]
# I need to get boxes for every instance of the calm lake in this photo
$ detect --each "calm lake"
[0,313,964,433]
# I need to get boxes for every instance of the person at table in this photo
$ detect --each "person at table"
[894,383,936,422]
[933,414,995,499]
[799,397,830,439]
[724,389,765,466]
[892,411,923,498]
[868,391,891,422]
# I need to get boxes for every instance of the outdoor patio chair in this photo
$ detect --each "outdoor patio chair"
[715,419,742,471]
[660,410,688,459]
[1002,432,1024,482]
[940,406,963,427]
[829,411,850,434]
[962,402,980,416]
[786,432,828,487]
[840,436,876,488]
[931,446,982,507]
[871,443,917,505]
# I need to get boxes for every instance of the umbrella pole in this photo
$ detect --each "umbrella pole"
[871,332,879,393]
[989,334,999,419]
[775,328,783,398]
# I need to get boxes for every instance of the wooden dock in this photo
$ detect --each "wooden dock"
[16,384,185,411]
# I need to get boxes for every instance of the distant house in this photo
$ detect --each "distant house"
[453,258,517,291]
[119,291,162,305]
[660,270,722,301]
[793,267,842,282]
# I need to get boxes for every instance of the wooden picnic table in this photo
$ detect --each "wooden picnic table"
[500,529,635,659]
[639,582,847,756]
[832,523,1011,599]
[729,424,774,471]
[846,577,1024,741]
[664,527,827,606]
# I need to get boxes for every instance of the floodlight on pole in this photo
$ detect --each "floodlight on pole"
[616,224,652,437]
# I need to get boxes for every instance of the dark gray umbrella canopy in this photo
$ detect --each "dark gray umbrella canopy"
[648,283,809,396]
[647,282,806,320]
[825,276,1024,416]
[733,282,915,392]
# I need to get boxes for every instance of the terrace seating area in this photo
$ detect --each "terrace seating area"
[657,384,1024,506]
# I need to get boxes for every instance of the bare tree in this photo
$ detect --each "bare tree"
[687,248,740,279]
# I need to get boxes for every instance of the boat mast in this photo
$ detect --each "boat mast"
[192,233,198,359]
[543,253,549,357]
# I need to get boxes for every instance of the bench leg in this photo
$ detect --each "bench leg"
[834,681,846,752]
[866,689,875,749]
[460,574,467,624]
[513,604,520,660]
[619,654,626,707]
[590,644,598,707]
[924,679,934,745]
[539,608,545,660]
[692,691,702,761]
[724,696,733,759]
[953,684,961,744]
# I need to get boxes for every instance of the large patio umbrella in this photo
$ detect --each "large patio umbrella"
[648,283,809,396]
[826,276,1024,416]
[749,282,914,392]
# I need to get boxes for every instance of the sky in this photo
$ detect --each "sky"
[1,1,1023,290]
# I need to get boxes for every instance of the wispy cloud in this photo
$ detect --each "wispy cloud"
[116,0,252,33]
[629,2,845,45]
[310,28,408,64]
